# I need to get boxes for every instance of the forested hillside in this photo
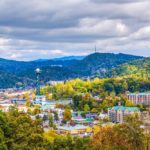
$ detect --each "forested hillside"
[0,53,146,88]
[70,53,142,76]
[108,57,150,78]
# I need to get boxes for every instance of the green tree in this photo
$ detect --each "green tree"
[1,108,45,150]
[54,112,59,121]
[43,114,48,122]
[104,82,114,93]
[49,113,54,127]
[84,104,90,112]
[63,108,72,123]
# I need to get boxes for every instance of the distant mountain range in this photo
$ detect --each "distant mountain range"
[0,52,147,89]
[34,56,85,62]
[52,56,85,61]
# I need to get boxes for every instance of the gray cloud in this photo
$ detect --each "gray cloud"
[0,0,150,60]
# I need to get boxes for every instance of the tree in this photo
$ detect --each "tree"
[45,135,90,150]
[123,114,145,150]
[26,99,31,107]
[89,114,145,150]
[104,82,114,93]
[43,114,48,122]
[99,100,108,112]
[49,113,54,128]
[0,108,45,150]
[0,112,8,150]
[54,112,59,121]
[0,129,7,150]
[84,104,90,112]
[125,99,134,107]
[33,104,40,115]
[63,108,72,123]
[73,95,80,109]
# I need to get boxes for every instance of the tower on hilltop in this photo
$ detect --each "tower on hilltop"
[95,45,97,53]
[35,68,41,95]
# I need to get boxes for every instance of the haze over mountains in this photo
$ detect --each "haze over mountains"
[0,52,148,89]
[34,56,85,62]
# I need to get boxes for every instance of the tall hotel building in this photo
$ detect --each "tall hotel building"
[127,92,150,105]
[108,106,140,123]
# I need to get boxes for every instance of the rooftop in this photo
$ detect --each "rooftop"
[57,125,88,131]
[127,92,150,96]
[109,106,140,111]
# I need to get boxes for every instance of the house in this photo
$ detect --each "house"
[11,99,26,105]
[85,112,98,118]
[99,113,109,119]
[0,104,14,112]
[18,105,28,113]
[56,125,92,136]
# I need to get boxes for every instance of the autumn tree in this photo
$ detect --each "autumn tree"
[90,114,145,150]
[63,108,72,123]
[0,107,45,150]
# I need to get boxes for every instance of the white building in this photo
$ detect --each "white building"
[0,104,14,112]
[127,92,150,105]
[47,81,64,85]
[34,95,47,105]
[17,105,28,113]
[0,103,28,113]
[108,106,140,123]
[35,95,46,101]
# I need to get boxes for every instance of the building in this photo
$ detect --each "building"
[56,125,92,136]
[11,99,26,105]
[99,113,109,119]
[0,103,28,113]
[47,80,64,85]
[0,104,14,112]
[17,105,28,113]
[34,95,47,105]
[72,116,94,124]
[108,106,140,123]
[127,92,150,105]
[85,112,98,118]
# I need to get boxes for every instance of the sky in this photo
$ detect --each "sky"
[0,0,150,61]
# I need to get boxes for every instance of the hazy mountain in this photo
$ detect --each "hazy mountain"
[52,56,85,61]
[34,56,85,62]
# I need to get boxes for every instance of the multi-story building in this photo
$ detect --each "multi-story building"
[127,92,150,105]
[108,106,140,123]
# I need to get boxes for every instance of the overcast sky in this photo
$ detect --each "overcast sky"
[0,0,150,60]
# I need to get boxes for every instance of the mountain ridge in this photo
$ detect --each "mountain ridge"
[0,53,146,88]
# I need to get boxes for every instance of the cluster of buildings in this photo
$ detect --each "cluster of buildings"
[0,88,33,112]
[0,68,149,137]
[108,92,150,123]
[0,98,30,113]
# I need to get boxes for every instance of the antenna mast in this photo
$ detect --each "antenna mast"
[95,45,97,53]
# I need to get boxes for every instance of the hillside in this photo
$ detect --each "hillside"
[70,53,143,76]
[108,57,150,77]
[0,53,145,88]
[18,66,78,84]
